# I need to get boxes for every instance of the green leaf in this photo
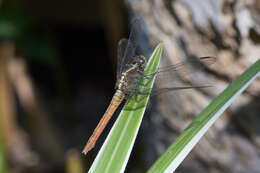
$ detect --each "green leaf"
[147,59,260,173]
[88,43,163,173]
[0,137,8,173]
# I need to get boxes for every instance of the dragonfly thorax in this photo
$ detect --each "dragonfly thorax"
[116,55,147,95]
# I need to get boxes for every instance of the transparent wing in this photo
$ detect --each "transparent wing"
[117,38,129,78]
[132,56,216,96]
[144,56,216,77]
[117,19,141,77]
[134,86,212,97]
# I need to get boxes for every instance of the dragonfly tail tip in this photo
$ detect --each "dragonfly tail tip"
[82,144,95,155]
[82,148,90,155]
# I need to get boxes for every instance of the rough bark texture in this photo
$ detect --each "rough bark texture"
[126,0,260,172]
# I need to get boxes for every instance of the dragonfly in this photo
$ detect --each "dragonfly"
[82,19,215,155]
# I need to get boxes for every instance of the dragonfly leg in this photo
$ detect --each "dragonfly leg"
[142,74,155,79]
[133,76,153,88]
[140,77,154,87]
[134,90,150,95]
[134,94,147,104]
[130,90,141,102]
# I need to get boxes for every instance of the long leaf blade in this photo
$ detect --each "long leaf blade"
[147,59,260,173]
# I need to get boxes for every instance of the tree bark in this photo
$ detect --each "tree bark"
[126,0,260,172]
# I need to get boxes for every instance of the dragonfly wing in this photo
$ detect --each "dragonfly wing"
[133,85,211,97]
[117,38,129,78]
[133,56,216,97]
[144,56,216,77]
[118,18,142,75]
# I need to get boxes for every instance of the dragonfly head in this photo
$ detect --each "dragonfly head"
[132,55,147,70]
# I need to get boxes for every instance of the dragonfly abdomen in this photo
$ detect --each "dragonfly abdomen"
[82,55,146,155]
[82,90,125,154]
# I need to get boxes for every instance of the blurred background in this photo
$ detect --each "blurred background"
[0,0,260,173]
